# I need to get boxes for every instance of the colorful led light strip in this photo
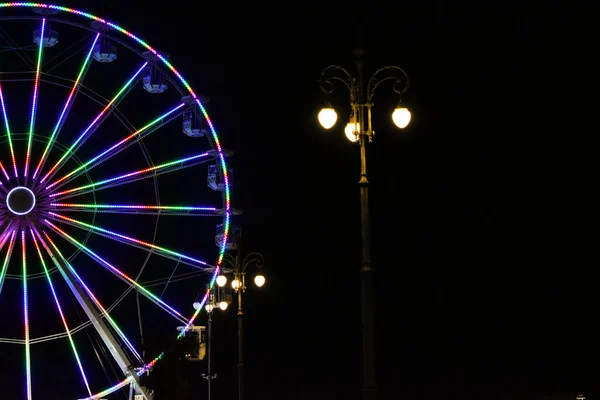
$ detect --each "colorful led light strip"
[46,214,210,267]
[39,61,148,184]
[50,203,216,211]
[39,230,143,362]
[21,230,32,400]
[47,102,185,190]
[30,229,92,396]
[79,376,132,400]
[0,83,18,178]
[0,227,15,250]
[177,272,218,338]
[0,161,10,181]
[49,152,209,198]
[0,3,231,263]
[0,230,16,295]
[24,18,46,179]
[46,221,188,323]
[0,4,231,397]
[33,33,100,180]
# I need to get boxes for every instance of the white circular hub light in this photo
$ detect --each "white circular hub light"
[6,186,36,216]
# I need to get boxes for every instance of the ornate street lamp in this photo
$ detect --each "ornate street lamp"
[219,228,265,400]
[317,48,411,400]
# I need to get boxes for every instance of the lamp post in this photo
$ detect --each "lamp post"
[317,49,411,400]
[217,231,265,400]
[192,290,223,400]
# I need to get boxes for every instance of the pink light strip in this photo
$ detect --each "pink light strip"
[0,161,10,181]
[22,230,32,400]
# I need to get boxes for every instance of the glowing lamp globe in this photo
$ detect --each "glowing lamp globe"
[254,274,266,287]
[192,302,201,310]
[231,278,241,291]
[205,303,214,312]
[392,107,411,129]
[219,301,228,311]
[318,107,337,129]
[216,275,227,287]
[344,122,360,143]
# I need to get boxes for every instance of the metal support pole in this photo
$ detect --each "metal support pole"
[356,57,377,400]
[208,310,213,400]
[224,228,264,400]
[233,232,245,400]
[202,307,217,400]
[319,51,410,400]
[32,226,152,399]
[237,276,244,400]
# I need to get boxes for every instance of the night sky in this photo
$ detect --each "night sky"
[0,1,593,399]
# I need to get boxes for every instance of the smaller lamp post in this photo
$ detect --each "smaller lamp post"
[192,289,228,400]
[218,230,265,400]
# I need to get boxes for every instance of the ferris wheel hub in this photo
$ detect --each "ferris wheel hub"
[6,186,36,216]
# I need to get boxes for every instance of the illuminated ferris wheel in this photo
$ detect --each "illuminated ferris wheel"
[0,3,231,399]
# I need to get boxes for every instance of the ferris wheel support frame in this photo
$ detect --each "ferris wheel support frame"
[31,224,152,400]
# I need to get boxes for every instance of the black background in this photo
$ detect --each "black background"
[2,1,597,399]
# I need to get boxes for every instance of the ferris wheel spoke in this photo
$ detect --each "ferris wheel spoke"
[0,161,10,182]
[44,214,214,270]
[0,224,16,249]
[29,229,93,397]
[20,230,32,400]
[24,18,47,183]
[33,228,144,365]
[45,222,189,324]
[32,33,100,183]
[0,82,19,179]
[49,203,221,217]
[52,155,213,202]
[49,151,211,200]
[39,61,149,185]
[46,102,186,192]
[47,217,208,270]
[0,229,16,297]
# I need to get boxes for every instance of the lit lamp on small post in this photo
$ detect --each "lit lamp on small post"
[191,287,230,400]
[217,228,265,400]
[317,49,411,400]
